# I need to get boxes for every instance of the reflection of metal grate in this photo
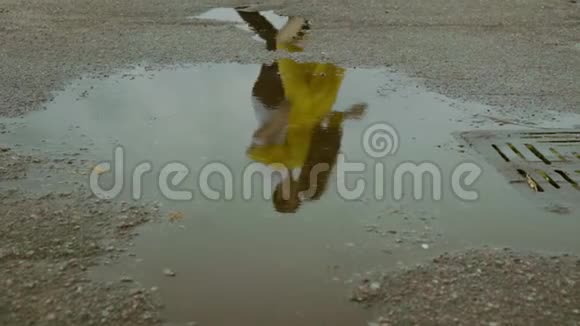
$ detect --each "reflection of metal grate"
[461,130,580,197]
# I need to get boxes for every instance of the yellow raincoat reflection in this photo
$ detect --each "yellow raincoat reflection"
[239,12,367,213]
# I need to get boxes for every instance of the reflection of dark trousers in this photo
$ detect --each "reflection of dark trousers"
[253,63,285,110]
[236,10,285,110]
[236,10,277,50]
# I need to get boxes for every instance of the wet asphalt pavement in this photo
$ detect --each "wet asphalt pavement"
[0,0,579,118]
[1,0,580,325]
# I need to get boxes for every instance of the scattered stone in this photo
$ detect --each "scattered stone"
[365,225,379,233]
[168,210,185,222]
[351,279,382,303]
[142,312,153,320]
[163,268,176,277]
[354,249,580,324]
[545,204,571,215]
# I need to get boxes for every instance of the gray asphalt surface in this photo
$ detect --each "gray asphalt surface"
[0,0,579,117]
[357,248,580,325]
[1,0,580,325]
[0,149,165,326]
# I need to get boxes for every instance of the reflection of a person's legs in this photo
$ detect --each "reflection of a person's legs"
[276,17,307,47]
[236,10,277,50]
[237,9,311,105]
[237,10,286,144]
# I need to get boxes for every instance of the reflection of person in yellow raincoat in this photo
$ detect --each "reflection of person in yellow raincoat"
[237,10,367,213]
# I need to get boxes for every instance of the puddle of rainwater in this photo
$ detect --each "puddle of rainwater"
[4,60,580,324]
[3,8,580,326]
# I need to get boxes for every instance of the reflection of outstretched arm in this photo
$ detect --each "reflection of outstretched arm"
[319,103,367,127]
[236,10,278,51]
[343,102,367,120]
[295,103,367,201]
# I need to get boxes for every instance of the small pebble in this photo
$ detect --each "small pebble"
[163,268,176,277]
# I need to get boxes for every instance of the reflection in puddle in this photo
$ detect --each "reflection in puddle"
[193,7,288,30]
[191,7,289,43]
[3,8,580,326]
[241,11,366,213]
